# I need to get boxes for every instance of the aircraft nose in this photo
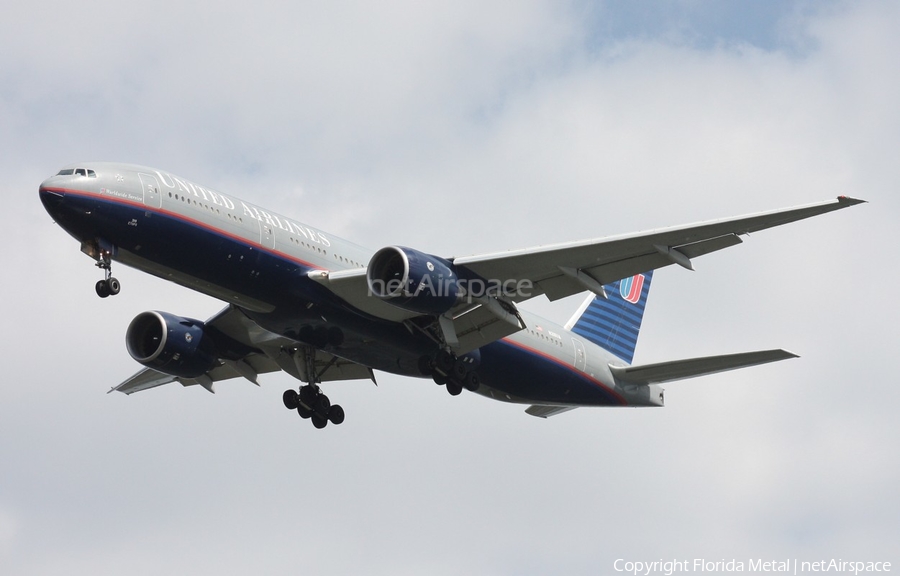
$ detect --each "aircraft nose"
[39,176,67,214]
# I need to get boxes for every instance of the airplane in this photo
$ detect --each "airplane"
[39,162,864,429]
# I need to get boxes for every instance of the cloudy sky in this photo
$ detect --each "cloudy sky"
[2,1,896,574]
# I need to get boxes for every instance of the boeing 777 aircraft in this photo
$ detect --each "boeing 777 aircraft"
[39,163,864,428]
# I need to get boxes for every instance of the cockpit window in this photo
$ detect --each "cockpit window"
[56,168,97,177]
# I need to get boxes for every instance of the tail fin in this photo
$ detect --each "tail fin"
[564,271,653,364]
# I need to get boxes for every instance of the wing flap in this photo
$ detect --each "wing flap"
[609,349,799,385]
[448,299,525,354]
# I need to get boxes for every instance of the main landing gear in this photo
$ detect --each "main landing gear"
[280,346,346,430]
[282,385,345,429]
[419,350,480,397]
[94,251,120,298]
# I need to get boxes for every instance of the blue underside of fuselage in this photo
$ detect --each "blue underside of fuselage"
[477,339,625,406]
[41,188,624,406]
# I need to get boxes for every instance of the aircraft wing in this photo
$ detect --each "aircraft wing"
[111,305,375,395]
[308,196,863,354]
[453,196,865,302]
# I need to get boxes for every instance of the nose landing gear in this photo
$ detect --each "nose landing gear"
[94,250,120,298]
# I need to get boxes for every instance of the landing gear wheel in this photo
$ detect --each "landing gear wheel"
[312,326,329,347]
[296,386,319,419]
[299,385,318,406]
[446,381,463,396]
[433,372,448,386]
[452,359,467,381]
[437,350,455,373]
[292,375,346,428]
[95,280,110,298]
[328,405,345,425]
[94,249,120,298]
[418,355,435,376]
[315,394,331,415]
[283,389,299,410]
[464,371,480,392]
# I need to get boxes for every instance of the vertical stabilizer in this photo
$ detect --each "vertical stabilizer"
[564,271,653,364]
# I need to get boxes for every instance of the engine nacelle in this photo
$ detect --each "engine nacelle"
[366,246,460,314]
[125,311,218,378]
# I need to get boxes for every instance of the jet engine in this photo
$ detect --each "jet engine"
[125,311,218,378]
[366,246,460,314]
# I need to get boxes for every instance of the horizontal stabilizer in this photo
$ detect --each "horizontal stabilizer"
[609,349,798,385]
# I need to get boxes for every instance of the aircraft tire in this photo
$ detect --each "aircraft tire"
[446,381,463,396]
[315,394,331,416]
[312,326,329,347]
[312,414,328,429]
[464,372,480,392]
[107,277,121,295]
[418,355,435,375]
[328,405,345,425]
[433,372,447,386]
[283,389,299,410]
[452,359,467,381]
[437,350,454,373]
[95,280,110,298]
[298,325,315,344]
[299,385,318,406]
[297,405,312,419]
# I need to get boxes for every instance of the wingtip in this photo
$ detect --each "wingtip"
[837,195,867,206]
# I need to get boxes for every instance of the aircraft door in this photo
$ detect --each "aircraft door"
[139,173,161,208]
[572,338,586,372]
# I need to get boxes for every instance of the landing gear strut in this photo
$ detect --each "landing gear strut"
[419,350,480,396]
[94,250,120,298]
